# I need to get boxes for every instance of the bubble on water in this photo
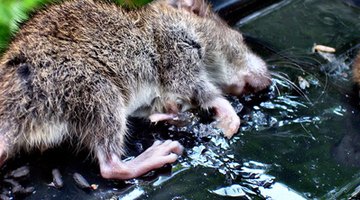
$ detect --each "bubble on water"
[260,102,275,109]
[244,161,270,169]
[210,137,230,149]
[227,154,234,159]
[306,75,320,86]
[269,116,278,126]
[241,167,266,175]
[209,184,250,198]
[227,96,244,113]
[276,96,307,108]
[323,105,347,116]
[293,116,313,123]
[252,111,268,126]
[253,106,260,110]
[206,159,296,199]
[240,90,322,132]
[118,187,145,200]
[259,182,307,200]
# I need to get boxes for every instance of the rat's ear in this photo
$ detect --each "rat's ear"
[167,0,209,17]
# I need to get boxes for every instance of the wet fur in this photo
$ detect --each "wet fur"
[0,0,218,160]
[0,0,269,164]
[353,52,360,85]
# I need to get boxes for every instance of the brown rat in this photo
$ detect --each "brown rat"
[0,0,270,180]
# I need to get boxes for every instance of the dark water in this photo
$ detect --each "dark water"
[237,0,360,198]
[2,0,360,199]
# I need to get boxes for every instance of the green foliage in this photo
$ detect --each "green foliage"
[0,0,50,51]
[116,0,152,7]
[0,0,152,53]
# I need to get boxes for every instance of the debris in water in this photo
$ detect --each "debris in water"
[312,44,336,53]
[298,76,310,90]
[73,173,91,189]
[90,184,99,190]
[3,179,21,188]
[7,166,30,179]
[51,169,63,189]
[11,185,24,194]
[0,194,10,200]
[22,187,35,194]
[3,179,34,195]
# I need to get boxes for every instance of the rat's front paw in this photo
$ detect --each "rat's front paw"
[208,97,240,139]
[214,111,240,139]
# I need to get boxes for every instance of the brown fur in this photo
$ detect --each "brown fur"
[0,0,269,166]
[353,52,360,85]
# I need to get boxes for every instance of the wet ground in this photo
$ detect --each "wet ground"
[1,0,360,199]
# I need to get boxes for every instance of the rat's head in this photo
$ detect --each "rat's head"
[204,28,271,96]
[163,0,271,96]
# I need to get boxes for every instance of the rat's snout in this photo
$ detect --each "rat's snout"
[226,53,271,96]
[243,53,271,92]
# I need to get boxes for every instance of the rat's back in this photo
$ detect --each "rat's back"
[0,0,156,157]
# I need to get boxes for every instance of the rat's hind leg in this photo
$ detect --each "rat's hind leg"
[81,94,184,180]
[93,113,184,179]
[97,139,183,180]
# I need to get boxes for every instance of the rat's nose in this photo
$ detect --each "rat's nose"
[244,72,272,93]
[243,53,271,92]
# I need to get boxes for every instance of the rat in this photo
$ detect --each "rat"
[0,0,270,180]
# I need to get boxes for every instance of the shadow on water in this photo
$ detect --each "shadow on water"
[2,0,360,199]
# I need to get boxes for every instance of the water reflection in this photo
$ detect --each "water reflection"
[159,78,310,199]
[343,0,360,8]
[331,112,360,168]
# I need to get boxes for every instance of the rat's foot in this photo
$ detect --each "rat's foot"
[207,97,240,139]
[97,140,183,180]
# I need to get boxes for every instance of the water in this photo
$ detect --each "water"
[1,0,360,199]
[237,0,360,198]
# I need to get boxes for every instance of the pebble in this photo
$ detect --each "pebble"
[73,173,91,189]
[51,169,64,189]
